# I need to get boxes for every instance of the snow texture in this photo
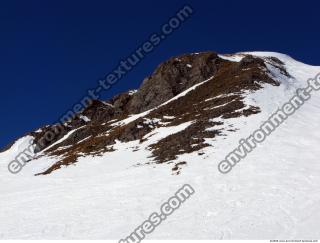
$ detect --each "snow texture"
[0,52,320,239]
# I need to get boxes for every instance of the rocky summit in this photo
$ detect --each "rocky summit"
[2,51,288,175]
[1,51,320,240]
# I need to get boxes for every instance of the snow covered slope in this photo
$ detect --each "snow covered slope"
[0,51,320,239]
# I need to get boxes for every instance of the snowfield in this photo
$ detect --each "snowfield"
[1,52,320,240]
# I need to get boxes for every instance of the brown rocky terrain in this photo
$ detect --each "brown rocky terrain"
[2,51,289,175]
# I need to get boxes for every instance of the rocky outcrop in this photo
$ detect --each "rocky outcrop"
[80,100,115,124]
[128,52,222,113]
[1,51,290,175]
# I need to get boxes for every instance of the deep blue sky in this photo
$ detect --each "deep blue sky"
[1,0,319,148]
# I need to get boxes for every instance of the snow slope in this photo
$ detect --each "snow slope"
[0,52,320,239]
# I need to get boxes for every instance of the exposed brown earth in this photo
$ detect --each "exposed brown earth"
[3,52,288,175]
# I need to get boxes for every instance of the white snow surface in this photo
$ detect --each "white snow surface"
[111,76,214,127]
[80,115,91,122]
[1,52,320,239]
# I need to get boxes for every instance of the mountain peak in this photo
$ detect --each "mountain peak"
[1,51,298,175]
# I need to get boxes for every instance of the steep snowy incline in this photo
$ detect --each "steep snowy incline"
[0,52,320,239]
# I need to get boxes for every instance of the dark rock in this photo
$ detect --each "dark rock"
[1,51,291,176]
[128,52,222,113]
[239,55,266,68]
[80,100,115,124]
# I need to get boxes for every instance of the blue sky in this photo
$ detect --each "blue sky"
[1,0,319,148]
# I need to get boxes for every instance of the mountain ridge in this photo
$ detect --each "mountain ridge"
[2,51,298,175]
[1,51,320,239]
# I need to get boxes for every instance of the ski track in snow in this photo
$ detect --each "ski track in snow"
[0,52,320,239]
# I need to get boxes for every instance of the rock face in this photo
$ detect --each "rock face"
[128,52,221,113]
[2,51,289,175]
